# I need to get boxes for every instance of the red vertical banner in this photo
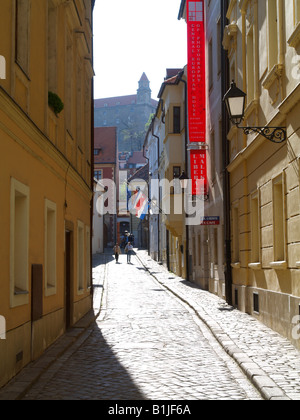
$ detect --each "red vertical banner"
[187,0,207,197]
[190,149,207,196]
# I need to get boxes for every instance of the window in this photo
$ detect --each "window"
[253,292,259,313]
[213,228,218,265]
[296,0,300,24]
[173,166,181,178]
[273,175,285,262]
[15,0,30,73]
[210,130,216,182]
[217,18,221,76]
[45,199,56,296]
[48,0,57,92]
[86,227,91,289]
[10,178,30,307]
[267,0,278,70]
[232,204,240,263]
[65,30,73,133]
[0,55,6,79]
[77,221,85,292]
[76,56,83,147]
[94,170,102,180]
[198,235,201,266]
[209,39,213,89]
[173,107,181,134]
[246,26,254,103]
[250,193,260,263]
[188,1,204,22]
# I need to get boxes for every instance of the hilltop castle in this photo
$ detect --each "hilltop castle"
[94,73,157,152]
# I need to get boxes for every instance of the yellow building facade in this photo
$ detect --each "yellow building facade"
[0,0,94,387]
[224,0,300,348]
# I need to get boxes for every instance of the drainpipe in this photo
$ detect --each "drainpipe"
[178,71,190,281]
[221,0,233,305]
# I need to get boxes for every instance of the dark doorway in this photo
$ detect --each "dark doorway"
[65,230,73,330]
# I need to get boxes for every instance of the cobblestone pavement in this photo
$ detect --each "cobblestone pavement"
[11,251,262,400]
[2,249,300,400]
[136,250,300,401]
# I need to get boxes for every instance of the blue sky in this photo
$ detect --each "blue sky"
[93,0,187,100]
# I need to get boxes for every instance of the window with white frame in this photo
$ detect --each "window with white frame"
[10,178,30,307]
[250,192,260,263]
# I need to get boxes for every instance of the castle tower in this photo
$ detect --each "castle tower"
[137,72,151,105]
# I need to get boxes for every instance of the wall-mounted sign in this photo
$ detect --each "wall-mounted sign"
[187,0,206,144]
[190,149,207,196]
[200,216,220,226]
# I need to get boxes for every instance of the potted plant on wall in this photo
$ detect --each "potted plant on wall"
[48,91,64,117]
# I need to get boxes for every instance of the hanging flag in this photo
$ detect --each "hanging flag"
[135,191,148,218]
[128,189,142,213]
[138,200,149,220]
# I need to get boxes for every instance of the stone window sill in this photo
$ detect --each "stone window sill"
[248,262,262,270]
[270,261,287,270]
[288,22,300,48]
[262,64,284,90]
[231,262,240,269]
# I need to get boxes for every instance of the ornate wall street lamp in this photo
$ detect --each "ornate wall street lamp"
[223,81,287,143]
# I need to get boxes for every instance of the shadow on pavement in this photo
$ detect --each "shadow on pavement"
[23,321,147,400]
[92,253,114,268]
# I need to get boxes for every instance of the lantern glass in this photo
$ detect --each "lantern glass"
[224,81,246,125]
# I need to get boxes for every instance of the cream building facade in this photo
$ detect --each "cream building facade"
[0,0,94,387]
[144,69,188,277]
[223,0,300,349]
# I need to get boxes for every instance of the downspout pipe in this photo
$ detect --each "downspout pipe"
[221,0,233,305]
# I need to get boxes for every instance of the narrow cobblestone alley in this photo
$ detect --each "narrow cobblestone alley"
[19,252,262,401]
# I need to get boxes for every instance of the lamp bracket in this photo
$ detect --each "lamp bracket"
[238,125,287,143]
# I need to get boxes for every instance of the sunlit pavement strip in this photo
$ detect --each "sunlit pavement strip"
[136,250,300,400]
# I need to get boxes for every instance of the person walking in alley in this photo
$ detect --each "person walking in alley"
[125,242,134,264]
[113,243,121,264]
